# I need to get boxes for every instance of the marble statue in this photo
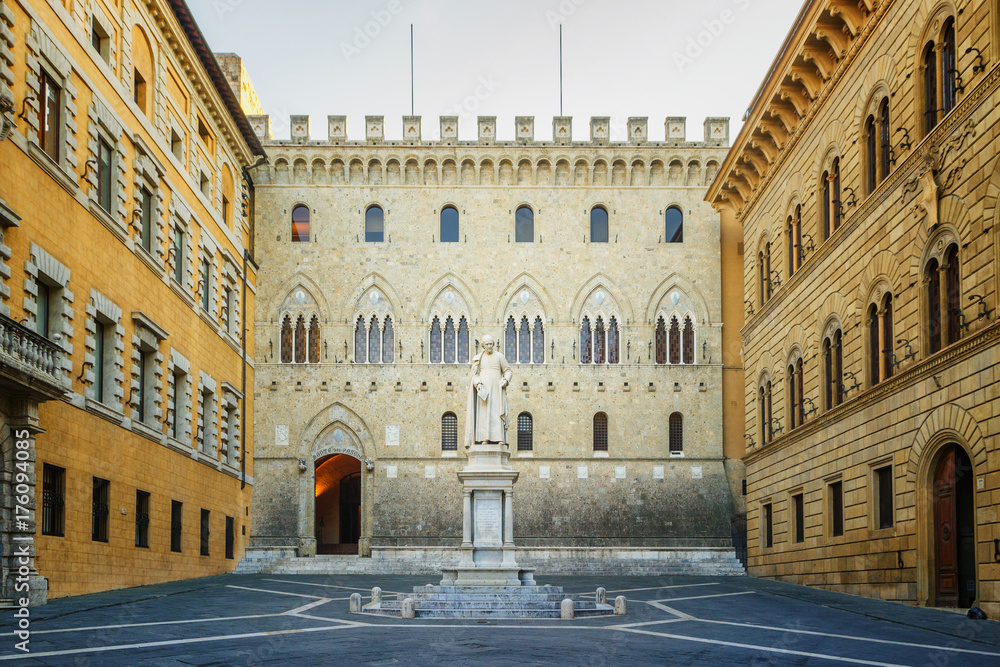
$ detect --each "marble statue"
[464,334,513,447]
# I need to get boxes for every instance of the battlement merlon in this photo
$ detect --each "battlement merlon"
[247,115,730,148]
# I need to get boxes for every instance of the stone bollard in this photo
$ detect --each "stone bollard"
[561,598,575,620]
[596,587,606,605]
[349,593,362,613]
[614,596,627,616]
[402,598,416,619]
[371,587,382,605]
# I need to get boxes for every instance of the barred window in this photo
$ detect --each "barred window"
[308,316,321,363]
[135,490,150,548]
[294,315,307,363]
[92,477,110,543]
[42,464,65,537]
[200,509,210,556]
[655,317,667,364]
[669,412,683,453]
[682,317,694,364]
[441,412,458,451]
[669,317,681,364]
[593,412,608,451]
[225,516,235,560]
[171,500,183,552]
[517,412,533,451]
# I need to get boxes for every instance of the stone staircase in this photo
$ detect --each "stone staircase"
[236,546,746,577]
[360,585,616,619]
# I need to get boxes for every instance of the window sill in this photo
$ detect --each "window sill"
[136,244,165,275]
[26,142,78,197]
[195,449,223,470]
[593,451,609,458]
[132,419,164,443]
[440,451,458,458]
[517,451,533,457]
[164,436,193,456]
[85,397,125,425]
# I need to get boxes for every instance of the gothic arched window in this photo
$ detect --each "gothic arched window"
[308,315,320,363]
[593,412,608,451]
[669,412,683,453]
[368,315,381,364]
[382,315,394,363]
[505,316,517,359]
[655,317,667,364]
[354,315,366,363]
[444,316,456,364]
[927,257,942,354]
[669,317,681,364]
[594,316,606,364]
[280,315,293,363]
[458,316,470,364]
[945,245,961,345]
[294,315,306,363]
[590,206,608,243]
[532,316,544,364]
[430,317,442,364]
[519,316,531,364]
[517,412,533,451]
[682,317,694,364]
[608,317,620,364]
[441,412,457,451]
[580,316,592,364]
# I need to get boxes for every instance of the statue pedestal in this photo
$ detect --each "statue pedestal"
[440,442,530,587]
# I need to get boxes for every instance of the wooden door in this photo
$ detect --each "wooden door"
[339,472,361,545]
[933,446,959,607]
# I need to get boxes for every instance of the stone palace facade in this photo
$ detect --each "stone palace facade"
[243,113,748,571]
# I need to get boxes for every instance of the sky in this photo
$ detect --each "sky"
[191,0,804,143]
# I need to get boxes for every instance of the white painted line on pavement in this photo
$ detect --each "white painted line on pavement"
[0,624,358,662]
[284,599,331,615]
[290,613,362,625]
[5,613,284,636]
[263,578,399,594]
[644,601,695,619]
[614,618,690,628]
[651,591,755,603]
[595,583,720,595]
[696,619,1000,658]
[225,585,326,599]
[608,626,907,667]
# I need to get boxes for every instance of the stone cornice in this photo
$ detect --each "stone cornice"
[743,320,1000,465]
[739,59,1000,342]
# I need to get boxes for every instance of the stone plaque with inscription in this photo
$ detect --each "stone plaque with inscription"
[474,492,503,546]
[385,424,399,447]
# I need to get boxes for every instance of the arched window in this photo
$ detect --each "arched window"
[868,303,881,385]
[505,316,517,359]
[681,316,694,364]
[788,357,804,429]
[927,257,942,354]
[942,20,957,116]
[580,316,592,364]
[945,245,960,345]
[280,315,293,363]
[519,316,530,364]
[308,315,320,363]
[590,206,608,243]
[608,317,620,364]
[594,316,606,364]
[517,412,533,451]
[664,207,683,243]
[444,316,456,364]
[823,329,844,410]
[382,315,394,363]
[879,100,891,181]
[515,206,534,242]
[831,158,841,233]
[593,412,608,451]
[763,380,773,443]
[430,316,442,364]
[759,243,772,305]
[787,206,802,277]
[655,317,667,364]
[294,315,306,363]
[354,315,366,363]
[865,115,877,194]
[368,315,381,364]
[669,317,681,364]
[881,293,894,381]
[365,205,384,242]
[532,316,544,364]
[440,205,459,243]
[457,316,470,364]
[923,41,938,134]
[441,412,458,451]
[291,205,310,242]
[668,412,683,454]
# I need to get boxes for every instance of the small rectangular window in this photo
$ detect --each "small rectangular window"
[829,481,844,537]
[171,370,185,439]
[134,69,147,112]
[762,503,773,548]
[140,188,153,252]
[42,464,65,537]
[171,500,183,552]
[792,493,804,544]
[225,516,235,560]
[98,137,113,213]
[92,477,110,543]
[171,129,183,160]
[198,117,211,145]
[91,18,110,63]
[200,258,211,311]
[874,465,894,529]
[172,227,184,284]
[36,282,51,338]
[94,320,106,403]
[222,195,230,228]
[200,389,213,453]
[38,71,61,160]
[200,508,210,556]
[135,490,150,548]
[200,172,210,197]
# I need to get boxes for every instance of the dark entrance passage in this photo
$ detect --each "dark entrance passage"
[315,454,361,555]
[933,444,976,607]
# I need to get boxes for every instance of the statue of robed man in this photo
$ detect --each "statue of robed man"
[464,334,513,448]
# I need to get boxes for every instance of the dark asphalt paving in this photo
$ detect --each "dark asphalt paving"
[1,573,998,665]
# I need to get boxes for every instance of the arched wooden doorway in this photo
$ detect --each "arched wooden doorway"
[314,454,361,555]
[932,444,976,607]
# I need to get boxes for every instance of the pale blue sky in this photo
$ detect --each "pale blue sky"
[192,0,803,142]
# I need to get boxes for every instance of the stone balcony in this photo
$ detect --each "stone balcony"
[0,313,67,403]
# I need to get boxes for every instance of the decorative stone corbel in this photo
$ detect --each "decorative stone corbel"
[0,92,15,141]
[915,148,940,229]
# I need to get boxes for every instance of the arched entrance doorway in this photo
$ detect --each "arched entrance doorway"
[932,444,976,607]
[315,454,361,555]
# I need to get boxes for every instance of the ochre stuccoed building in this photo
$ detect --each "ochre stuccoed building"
[241,114,749,574]
[0,0,265,601]
[709,0,999,614]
